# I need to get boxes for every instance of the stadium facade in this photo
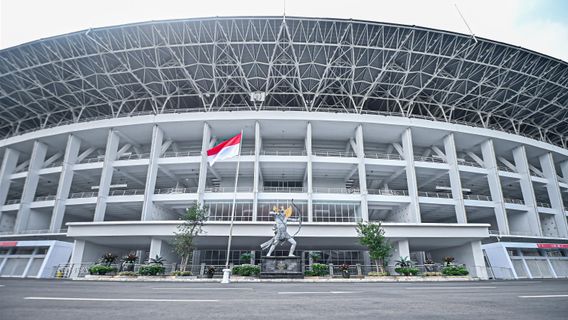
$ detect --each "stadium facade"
[0,16,567,280]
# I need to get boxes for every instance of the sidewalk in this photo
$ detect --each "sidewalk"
[75,275,477,282]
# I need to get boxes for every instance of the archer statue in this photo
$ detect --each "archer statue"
[260,201,303,257]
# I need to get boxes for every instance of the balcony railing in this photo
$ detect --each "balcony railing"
[5,199,20,205]
[262,186,306,193]
[414,155,446,163]
[537,202,551,208]
[34,195,56,201]
[418,191,453,198]
[204,187,253,192]
[109,189,145,196]
[367,189,408,196]
[161,151,201,158]
[69,191,98,198]
[312,151,356,157]
[154,187,198,194]
[457,159,484,168]
[313,187,360,194]
[78,157,104,164]
[463,194,492,201]
[262,150,306,156]
[504,198,525,205]
[364,153,403,160]
[498,165,516,173]
[117,153,150,160]
[0,228,67,236]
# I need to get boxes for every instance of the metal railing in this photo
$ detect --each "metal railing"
[498,165,516,173]
[414,155,446,163]
[367,189,408,196]
[5,199,20,205]
[117,153,150,160]
[504,198,525,205]
[109,189,145,196]
[313,187,360,194]
[204,186,253,192]
[161,151,201,158]
[69,191,98,198]
[312,151,356,157]
[364,152,403,160]
[537,202,551,208]
[0,228,67,236]
[78,157,105,164]
[457,159,483,168]
[34,195,56,201]
[261,150,306,156]
[154,187,198,194]
[463,194,492,201]
[262,186,306,193]
[418,191,453,198]
[489,229,535,237]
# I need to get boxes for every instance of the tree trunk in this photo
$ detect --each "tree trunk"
[374,259,380,273]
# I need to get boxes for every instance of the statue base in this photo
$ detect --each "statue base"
[260,256,304,279]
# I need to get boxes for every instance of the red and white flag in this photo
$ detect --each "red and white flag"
[207,133,242,166]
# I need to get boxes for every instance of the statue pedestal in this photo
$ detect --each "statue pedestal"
[260,256,304,279]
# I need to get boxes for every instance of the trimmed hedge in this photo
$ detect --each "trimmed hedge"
[138,264,165,276]
[305,263,329,276]
[394,267,420,276]
[441,265,469,276]
[88,265,117,275]
[232,264,260,276]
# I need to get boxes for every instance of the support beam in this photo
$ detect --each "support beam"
[160,139,173,156]
[115,144,132,159]
[512,146,542,236]
[401,128,420,222]
[481,139,509,234]
[539,153,568,237]
[76,147,96,163]
[431,145,447,161]
[0,149,19,206]
[443,133,467,223]
[306,122,313,222]
[391,143,404,157]
[14,141,48,232]
[14,160,30,173]
[50,134,81,232]
[253,121,261,221]
[142,125,163,221]
[43,152,62,168]
[94,129,120,221]
[466,151,485,167]
[355,125,368,222]
[197,123,211,204]
[498,157,517,172]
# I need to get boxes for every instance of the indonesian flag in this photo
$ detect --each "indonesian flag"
[207,133,242,166]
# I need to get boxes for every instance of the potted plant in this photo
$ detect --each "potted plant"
[443,256,455,266]
[424,258,435,272]
[206,266,216,278]
[338,264,350,278]
[100,252,118,266]
[121,252,138,272]
[394,256,419,276]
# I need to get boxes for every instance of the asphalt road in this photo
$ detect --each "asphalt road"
[0,279,567,320]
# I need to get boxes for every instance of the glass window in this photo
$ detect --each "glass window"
[521,249,541,256]
[257,201,307,222]
[204,201,253,221]
[36,247,49,255]
[313,202,360,222]
[13,248,34,255]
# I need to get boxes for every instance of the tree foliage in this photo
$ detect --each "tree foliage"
[356,221,392,273]
[174,202,207,271]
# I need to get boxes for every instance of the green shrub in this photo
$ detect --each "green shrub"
[138,264,165,276]
[308,263,329,276]
[232,264,260,276]
[88,265,116,275]
[118,271,137,277]
[394,267,419,276]
[367,271,389,277]
[441,265,469,276]
[171,271,193,276]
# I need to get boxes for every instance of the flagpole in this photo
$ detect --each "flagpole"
[224,130,243,271]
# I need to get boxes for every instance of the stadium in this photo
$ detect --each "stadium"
[0,16,567,280]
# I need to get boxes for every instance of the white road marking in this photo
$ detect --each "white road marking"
[24,297,218,302]
[152,287,253,290]
[519,295,568,299]
[405,286,496,290]
[0,285,4,287]
[278,291,355,295]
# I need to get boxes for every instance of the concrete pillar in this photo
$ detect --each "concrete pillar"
[401,128,421,222]
[306,122,313,222]
[560,161,568,181]
[512,146,542,236]
[444,133,467,223]
[481,139,509,234]
[149,238,177,263]
[14,141,48,232]
[69,240,109,278]
[141,125,164,221]
[388,239,410,266]
[0,148,19,206]
[539,153,568,237]
[252,121,261,221]
[197,123,211,204]
[430,240,488,279]
[355,125,369,222]
[94,130,120,221]
[50,134,81,232]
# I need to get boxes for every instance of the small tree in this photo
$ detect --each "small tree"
[356,221,392,273]
[174,202,207,271]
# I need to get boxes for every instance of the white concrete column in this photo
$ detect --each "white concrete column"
[0,148,19,206]
[94,129,120,221]
[481,139,509,234]
[141,125,164,221]
[306,122,313,222]
[512,146,542,236]
[539,153,568,237]
[149,237,177,263]
[69,239,86,278]
[444,133,467,223]
[401,128,421,222]
[388,239,410,266]
[14,141,48,232]
[50,134,81,232]
[355,125,369,222]
[197,123,211,204]
[252,121,261,221]
[560,161,568,181]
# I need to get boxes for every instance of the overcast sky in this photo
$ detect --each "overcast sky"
[1,0,567,62]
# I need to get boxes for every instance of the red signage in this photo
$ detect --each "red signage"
[537,243,568,249]
[0,241,17,247]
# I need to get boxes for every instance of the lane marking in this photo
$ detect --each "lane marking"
[152,287,253,290]
[405,286,496,290]
[24,297,218,302]
[519,295,568,299]
[0,285,4,287]
[278,291,356,295]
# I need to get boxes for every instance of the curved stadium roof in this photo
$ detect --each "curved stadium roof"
[0,16,567,147]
